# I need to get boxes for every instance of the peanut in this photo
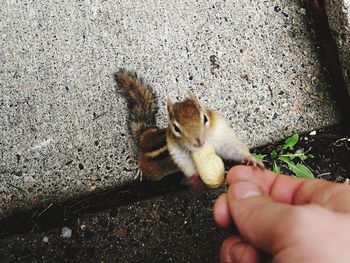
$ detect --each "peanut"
[192,144,225,188]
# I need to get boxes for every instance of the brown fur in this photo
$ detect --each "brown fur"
[115,69,179,180]
[139,128,179,180]
[167,95,208,150]
[115,69,157,145]
[139,128,167,153]
[173,100,201,128]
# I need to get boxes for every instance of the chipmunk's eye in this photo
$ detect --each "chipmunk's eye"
[174,125,181,134]
[203,114,208,124]
[173,122,182,136]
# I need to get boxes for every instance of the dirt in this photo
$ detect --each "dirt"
[254,124,349,182]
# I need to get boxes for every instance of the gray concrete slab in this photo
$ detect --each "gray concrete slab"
[0,0,338,218]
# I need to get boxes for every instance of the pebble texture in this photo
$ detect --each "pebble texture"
[0,0,338,217]
[324,0,350,92]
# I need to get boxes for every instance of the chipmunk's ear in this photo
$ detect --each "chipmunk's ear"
[186,89,201,108]
[167,96,174,119]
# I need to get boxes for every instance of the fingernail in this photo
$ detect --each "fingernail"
[231,181,261,200]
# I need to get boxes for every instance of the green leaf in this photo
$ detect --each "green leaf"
[308,154,314,159]
[251,153,266,162]
[279,157,314,179]
[270,150,278,159]
[282,134,299,150]
[296,150,308,161]
[290,163,314,179]
[283,152,297,160]
[278,156,291,163]
[280,150,308,161]
[272,161,281,174]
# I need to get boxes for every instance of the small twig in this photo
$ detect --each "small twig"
[37,203,53,218]
[317,172,331,178]
[267,85,273,98]
[68,189,114,209]
[309,94,332,105]
[299,157,317,172]
[31,209,39,219]
[333,137,349,147]
[279,148,312,158]
[76,218,81,234]
[7,183,27,195]
[93,111,107,120]
[23,98,30,106]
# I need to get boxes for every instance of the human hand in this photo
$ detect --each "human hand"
[213,165,350,263]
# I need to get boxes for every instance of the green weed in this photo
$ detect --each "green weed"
[252,133,315,179]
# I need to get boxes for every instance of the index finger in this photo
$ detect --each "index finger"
[226,165,350,213]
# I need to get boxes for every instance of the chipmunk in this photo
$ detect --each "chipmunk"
[115,69,264,181]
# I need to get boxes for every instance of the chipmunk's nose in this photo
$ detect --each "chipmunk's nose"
[195,137,204,148]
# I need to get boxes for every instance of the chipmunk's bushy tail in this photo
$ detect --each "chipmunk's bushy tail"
[115,68,158,144]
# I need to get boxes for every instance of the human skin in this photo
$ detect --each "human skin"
[213,165,350,263]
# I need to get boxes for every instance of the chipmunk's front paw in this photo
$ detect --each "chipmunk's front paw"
[242,156,265,169]
[181,173,204,190]
[189,173,205,190]
[136,168,144,181]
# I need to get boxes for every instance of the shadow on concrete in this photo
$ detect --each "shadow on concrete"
[306,0,350,129]
[0,173,186,238]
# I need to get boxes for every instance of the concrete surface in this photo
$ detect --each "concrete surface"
[0,0,338,217]
[324,0,350,92]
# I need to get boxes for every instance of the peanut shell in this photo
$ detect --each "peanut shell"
[192,144,225,188]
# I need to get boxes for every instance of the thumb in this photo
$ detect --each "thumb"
[227,180,295,254]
